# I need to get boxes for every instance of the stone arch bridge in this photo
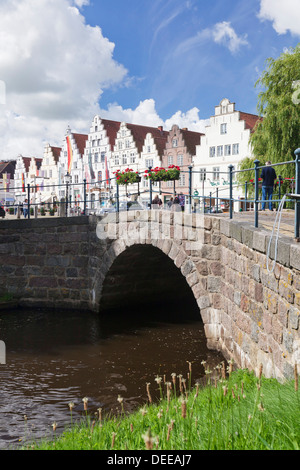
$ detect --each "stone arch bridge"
[0,210,299,381]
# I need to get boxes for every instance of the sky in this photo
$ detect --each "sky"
[0,0,299,160]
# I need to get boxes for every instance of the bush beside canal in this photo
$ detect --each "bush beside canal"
[20,365,299,451]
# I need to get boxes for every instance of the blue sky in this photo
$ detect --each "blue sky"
[82,0,299,118]
[0,0,299,158]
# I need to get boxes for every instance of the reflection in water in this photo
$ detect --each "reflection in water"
[0,302,225,448]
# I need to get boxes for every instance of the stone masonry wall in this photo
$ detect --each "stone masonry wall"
[0,211,299,381]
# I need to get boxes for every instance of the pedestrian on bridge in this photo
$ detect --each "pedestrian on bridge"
[260,161,277,211]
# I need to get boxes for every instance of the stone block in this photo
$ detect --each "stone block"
[253,230,267,253]
[289,307,300,330]
[290,244,300,271]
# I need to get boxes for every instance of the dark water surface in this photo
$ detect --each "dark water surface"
[0,303,225,449]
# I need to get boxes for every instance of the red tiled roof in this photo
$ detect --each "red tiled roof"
[50,146,62,163]
[101,119,121,149]
[0,160,16,177]
[126,123,169,155]
[239,112,262,132]
[72,133,88,156]
[180,129,204,156]
[22,157,32,172]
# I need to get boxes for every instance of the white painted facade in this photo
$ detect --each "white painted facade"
[83,116,118,211]
[193,98,258,211]
[110,122,141,200]
[57,127,87,208]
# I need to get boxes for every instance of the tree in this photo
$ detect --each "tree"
[238,44,300,188]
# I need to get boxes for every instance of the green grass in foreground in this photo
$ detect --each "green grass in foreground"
[22,366,299,450]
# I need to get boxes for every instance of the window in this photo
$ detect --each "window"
[217,146,223,157]
[130,154,136,164]
[125,140,130,148]
[147,145,151,153]
[74,175,79,184]
[199,168,206,181]
[146,158,153,168]
[49,170,52,178]
[232,143,239,155]
[209,147,216,158]
[94,153,98,163]
[114,157,119,165]
[168,155,173,166]
[220,123,227,134]
[224,145,231,156]
[213,167,220,181]
[172,139,178,148]
[177,154,183,166]
[101,152,105,163]
[179,173,185,187]
[118,141,123,150]
[122,155,127,165]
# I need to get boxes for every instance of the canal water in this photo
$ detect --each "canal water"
[0,300,225,449]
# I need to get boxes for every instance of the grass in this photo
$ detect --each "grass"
[0,293,14,302]
[20,362,300,451]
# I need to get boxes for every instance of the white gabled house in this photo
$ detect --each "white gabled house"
[193,98,261,211]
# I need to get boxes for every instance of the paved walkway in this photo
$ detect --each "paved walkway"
[216,209,297,240]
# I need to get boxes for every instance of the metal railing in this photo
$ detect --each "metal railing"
[1,148,299,238]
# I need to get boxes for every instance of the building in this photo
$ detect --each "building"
[140,126,169,204]
[57,127,88,210]
[160,124,204,204]
[193,98,261,211]
[110,122,169,202]
[0,160,16,207]
[38,144,62,205]
[83,116,120,212]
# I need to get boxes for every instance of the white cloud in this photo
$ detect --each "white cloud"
[0,0,209,161]
[258,0,300,36]
[212,22,249,53]
[0,0,127,159]
[100,99,209,134]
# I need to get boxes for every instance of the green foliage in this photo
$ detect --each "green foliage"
[249,44,300,179]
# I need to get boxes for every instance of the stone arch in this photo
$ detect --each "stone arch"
[91,234,220,350]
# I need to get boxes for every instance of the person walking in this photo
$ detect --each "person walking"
[167,197,173,210]
[178,193,185,212]
[260,161,277,211]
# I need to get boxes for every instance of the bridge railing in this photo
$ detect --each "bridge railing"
[1,148,300,238]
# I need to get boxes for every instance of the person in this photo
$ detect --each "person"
[152,194,162,209]
[260,161,277,211]
[178,192,185,212]
[23,199,29,218]
[172,195,181,212]
[167,197,173,210]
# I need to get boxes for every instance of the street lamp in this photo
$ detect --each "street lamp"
[65,172,71,217]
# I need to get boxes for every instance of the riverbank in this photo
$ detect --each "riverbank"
[19,366,299,451]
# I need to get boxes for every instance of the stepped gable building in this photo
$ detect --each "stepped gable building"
[193,98,261,212]
[38,144,62,203]
[110,121,169,200]
[160,124,204,203]
[14,155,36,201]
[58,127,88,203]
[140,125,169,202]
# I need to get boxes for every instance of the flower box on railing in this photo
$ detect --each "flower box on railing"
[144,165,180,182]
[114,168,141,185]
